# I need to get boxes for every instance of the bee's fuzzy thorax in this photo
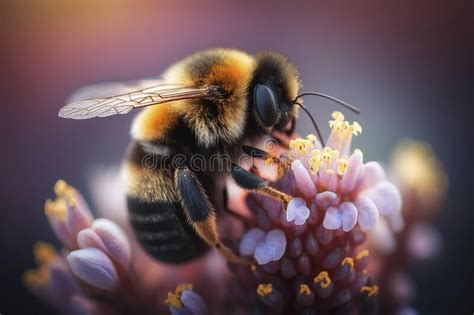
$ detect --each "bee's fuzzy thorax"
[132,48,256,148]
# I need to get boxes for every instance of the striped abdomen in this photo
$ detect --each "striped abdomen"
[125,141,209,263]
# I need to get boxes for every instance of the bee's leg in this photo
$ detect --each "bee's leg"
[230,163,292,207]
[175,167,250,266]
[242,145,291,178]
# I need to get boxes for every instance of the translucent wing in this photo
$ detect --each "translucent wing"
[66,78,163,103]
[59,83,210,120]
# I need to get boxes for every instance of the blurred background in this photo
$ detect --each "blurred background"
[1,0,471,314]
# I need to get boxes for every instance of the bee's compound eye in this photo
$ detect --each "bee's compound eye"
[254,84,278,128]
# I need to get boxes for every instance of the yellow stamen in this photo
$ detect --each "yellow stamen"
[322,147,339,167]
[299,284,311,296]
[356,250,369,260]
[350,122,362,136]
[306,134,318,144]
[336,157,349,175]
[314,271,331,289]
[54,179,76,199]
[165,291,182,308]
[361,285,379,297]
[290,138,313,155]
[45,180,79,220]
[175,283,193,294]
[165,283,194,308]
[257,283,273,297]
[340,257,354,271]
[44,199,67,220]
[309,156,322,175]
[33,242,58,265]
[22,242,58,288]
[332,111,345,121]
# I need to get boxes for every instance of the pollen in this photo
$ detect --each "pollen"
[309,156,322,175]
[44,199,67,220]
[53,179,75,199]
[331,111,345,121]
[360,285,379,297]
[257,283,273,297]
[290,137,317,156]
[356,250,369,261]
[165,291,182,308]
[314,271,331,289]
[165,283,193,309]
[341,257,354,271]
[34,242,58,265]
[22,242,58,287]
[322,147,339,167]
[350,122,362,136]
[336,157,349,175]
[306,134,318,145]
[45,180,78,219]
[299,284,311,295]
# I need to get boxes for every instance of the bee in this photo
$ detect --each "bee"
[60,48,358,265]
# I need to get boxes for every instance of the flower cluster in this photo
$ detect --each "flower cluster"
[23,180,210,315]
[232,111,402,314]
[23,112,446,315]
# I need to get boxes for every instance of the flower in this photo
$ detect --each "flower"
[24,179,226,314]
[23,113,444,315]
[232,112,402,314]
[166,284,209,315]
[365,139,447,314]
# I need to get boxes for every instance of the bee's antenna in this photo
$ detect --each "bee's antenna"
[294,92,360,114]
[294,101,325,147]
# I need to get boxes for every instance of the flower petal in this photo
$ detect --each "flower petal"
[77,228,105,250]
[181,289,209,315]
[239,228,266,256]
[67,248,119,291]
[92,219,131,270]
[322,207,342,230]
[355,197,379,231]
[295,206,310,225]
[365,182,402,216]
[254,229,286,265]
[291,160,316,197]
[371,218,396,253]
[315,191,339,210]
[356,162,386,193]
[66,197,93,238]
[286,198,310,225]
[339,149,363,193]
[340,202,358,232]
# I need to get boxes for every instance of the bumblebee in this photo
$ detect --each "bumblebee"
[60,48,358,265]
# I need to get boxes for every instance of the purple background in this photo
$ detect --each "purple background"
[1,1,471,314]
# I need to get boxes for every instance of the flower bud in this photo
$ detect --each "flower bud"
[67,248,119,291]
[91,219,131,270]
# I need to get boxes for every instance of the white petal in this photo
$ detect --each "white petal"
[355,197,379,231]
[254,229,286,265]
[366,182,402,216]
[291,160,316,197]
[340,202,358,232]
[323,207,342,230]
[239,228,265,256]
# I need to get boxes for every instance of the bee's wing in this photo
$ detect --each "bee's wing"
[66,78,164,103]
[59,82,210,120]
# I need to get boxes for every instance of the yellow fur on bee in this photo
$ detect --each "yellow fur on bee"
[124,162,177,203]
[131,105,179,142]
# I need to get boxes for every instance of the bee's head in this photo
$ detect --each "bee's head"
[248,51,300,136]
